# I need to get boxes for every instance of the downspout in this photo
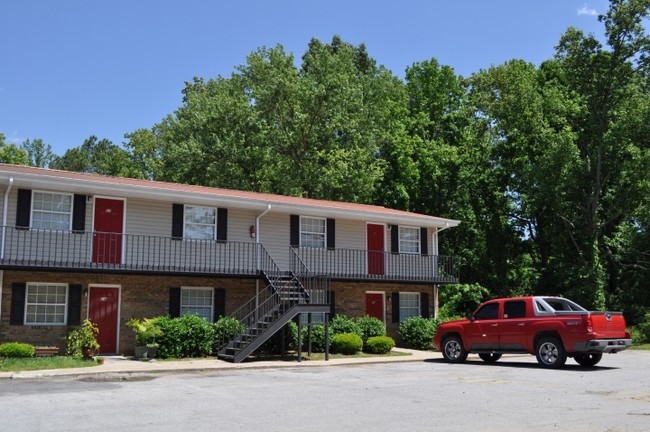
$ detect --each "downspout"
[254,204,272,315]
[2,177,14,260]
[432,222,450,320]
[0,177,13,322]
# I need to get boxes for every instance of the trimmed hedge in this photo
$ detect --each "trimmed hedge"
[213,316,246,352]
[152,314,214,358]
[331,315,362,338]
[330,333,363,355]
[364,336,395,354]
[0,342,35,358]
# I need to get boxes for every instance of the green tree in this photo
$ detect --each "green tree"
[0,133,29,165]
[52,135,136,177]
[21,138,56,167]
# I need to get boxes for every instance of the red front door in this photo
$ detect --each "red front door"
[93,198,124,264]
[366,293,385,322]
[367,224,385,275]
[88,287,119,354]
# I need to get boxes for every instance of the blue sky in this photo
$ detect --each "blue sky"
[1,0,609,156]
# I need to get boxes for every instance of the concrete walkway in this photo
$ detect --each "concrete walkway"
[0,348,442,380]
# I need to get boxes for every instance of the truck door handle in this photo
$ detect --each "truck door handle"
[517,323,525,327]
[491,324,498,327]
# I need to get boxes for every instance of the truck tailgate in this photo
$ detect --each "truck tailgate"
[589,312,628,338]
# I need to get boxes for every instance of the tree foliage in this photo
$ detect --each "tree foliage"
[3,1,649,322]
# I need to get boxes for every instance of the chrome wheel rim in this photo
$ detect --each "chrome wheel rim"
[539,342,559,365]
[444,340,462,360]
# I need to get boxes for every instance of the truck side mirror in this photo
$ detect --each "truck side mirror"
[467,313,475,322]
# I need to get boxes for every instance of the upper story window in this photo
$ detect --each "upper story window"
[32,191,72,230]
[399,226,420,254]
[300,216,326,248]
[184,206,216,240]
[25,283,68,325]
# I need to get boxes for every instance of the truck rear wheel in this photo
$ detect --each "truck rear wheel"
[574,353,602,367]
[442,336,468,363]
[535,336,567,368]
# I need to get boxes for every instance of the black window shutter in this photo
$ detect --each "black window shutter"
[390,225,399,254]
[213,288,226,322]
[169,287,181,317]
[326,218,335,249]
[72,195,87,231]
[420,227,428,255]
[420,293,430,318]
[391,292,400,323]
[172,204,184,239]
[290,215,300,247]
[217,208,228,242]
[10,283,26,325]
[16,189,31,228]
[329,291,336,319]
[67,285,83,325]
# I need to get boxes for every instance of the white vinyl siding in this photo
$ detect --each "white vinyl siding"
[399,226,420,254]
[300,216,326,248]
[32,191,72,230]
[399,292,420,322]
[25,283,68,325]
[181,287,213,321]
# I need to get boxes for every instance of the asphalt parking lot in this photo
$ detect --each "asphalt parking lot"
[1,351,649,432]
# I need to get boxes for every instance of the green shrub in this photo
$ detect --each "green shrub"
[364,336,395,354]
[635,312,650,344]
[330,333,363,355]
[260,321,299,354]
[331,315,362,338]
[398,316,440,350]
[213,316,246,352]
[353,316,386,343]
[152,315,215,358]
[301,324,327,353]
[438,283,489,320]
[0,342,35,358]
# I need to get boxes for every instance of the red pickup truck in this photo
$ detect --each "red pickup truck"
[433,296,632,368]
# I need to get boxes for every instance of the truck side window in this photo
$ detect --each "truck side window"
[474,303,499,320]
[504,300,526,319]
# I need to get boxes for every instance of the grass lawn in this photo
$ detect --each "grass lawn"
[630,343,650,350]
[0,357,97,372]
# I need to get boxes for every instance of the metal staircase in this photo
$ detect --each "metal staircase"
[217,272,330,363]
[217,247,330,363]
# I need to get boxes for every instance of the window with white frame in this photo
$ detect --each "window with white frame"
[399,292,420,322]
[184,206,216,240]
[31,191,73,230]
[25,283,67,325]
[300,216,326,248]
[181,287,213,321]
[399,226,420,254]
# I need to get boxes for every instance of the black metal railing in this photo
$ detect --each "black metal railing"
[0,226,260,275]
[290,246,459,283]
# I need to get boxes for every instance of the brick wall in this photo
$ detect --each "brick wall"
[0,269,438,353]
[0,270,257,354]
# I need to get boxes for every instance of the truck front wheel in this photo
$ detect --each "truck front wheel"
[442,336,468,363]
[535,336,567,368]
[574,353,602,367]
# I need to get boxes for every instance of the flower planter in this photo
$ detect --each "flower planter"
[134,346,149,359]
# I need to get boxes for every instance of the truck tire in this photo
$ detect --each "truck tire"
[478,353,502,363]
[574,353,602,367]
[442,335,468,363]
[535,336,567,368]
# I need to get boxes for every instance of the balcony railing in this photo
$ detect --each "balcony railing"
[290,246,459,284]
[0,226,261,275]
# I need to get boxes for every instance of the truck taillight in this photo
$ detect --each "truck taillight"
[582,315,593,333]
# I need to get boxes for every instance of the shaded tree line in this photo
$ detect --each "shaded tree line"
[2,0,648,322]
